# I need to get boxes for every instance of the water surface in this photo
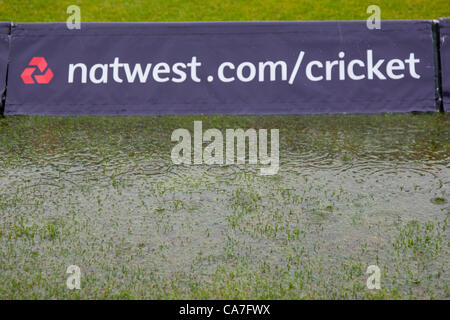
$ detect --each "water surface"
[0,114,448,299]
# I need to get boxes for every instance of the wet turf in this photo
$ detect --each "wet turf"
[1,0,449,299]
[0,114,448,299]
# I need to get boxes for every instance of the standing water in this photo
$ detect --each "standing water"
[0,114,448,299]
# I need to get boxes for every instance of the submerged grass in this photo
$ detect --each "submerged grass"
[0,0,449,300]
[0,114,449,299]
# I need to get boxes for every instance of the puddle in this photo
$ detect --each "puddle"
[0,114,448,299]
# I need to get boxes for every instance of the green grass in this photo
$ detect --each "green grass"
[0,0,449,300]
[0,114,449,299]
[0,0,449,22]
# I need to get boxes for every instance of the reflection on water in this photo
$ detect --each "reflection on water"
[0,114,448,299]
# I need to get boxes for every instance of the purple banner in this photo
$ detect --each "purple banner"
[440,18,450,112]
[4,21,438,115]
[0,22,10,102]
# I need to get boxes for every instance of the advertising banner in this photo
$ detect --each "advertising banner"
[4,21,438,115]
[440,18,450,111]
[0,22,10,103]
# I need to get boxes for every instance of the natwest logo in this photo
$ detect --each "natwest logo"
[21,57,54,84]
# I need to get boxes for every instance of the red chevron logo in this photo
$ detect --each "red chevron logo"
[21,57,54,84]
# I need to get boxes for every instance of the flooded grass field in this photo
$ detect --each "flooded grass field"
[0,113,448,299]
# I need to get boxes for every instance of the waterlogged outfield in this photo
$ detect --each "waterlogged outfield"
[0,114,448,299]
[0,0,449,300]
